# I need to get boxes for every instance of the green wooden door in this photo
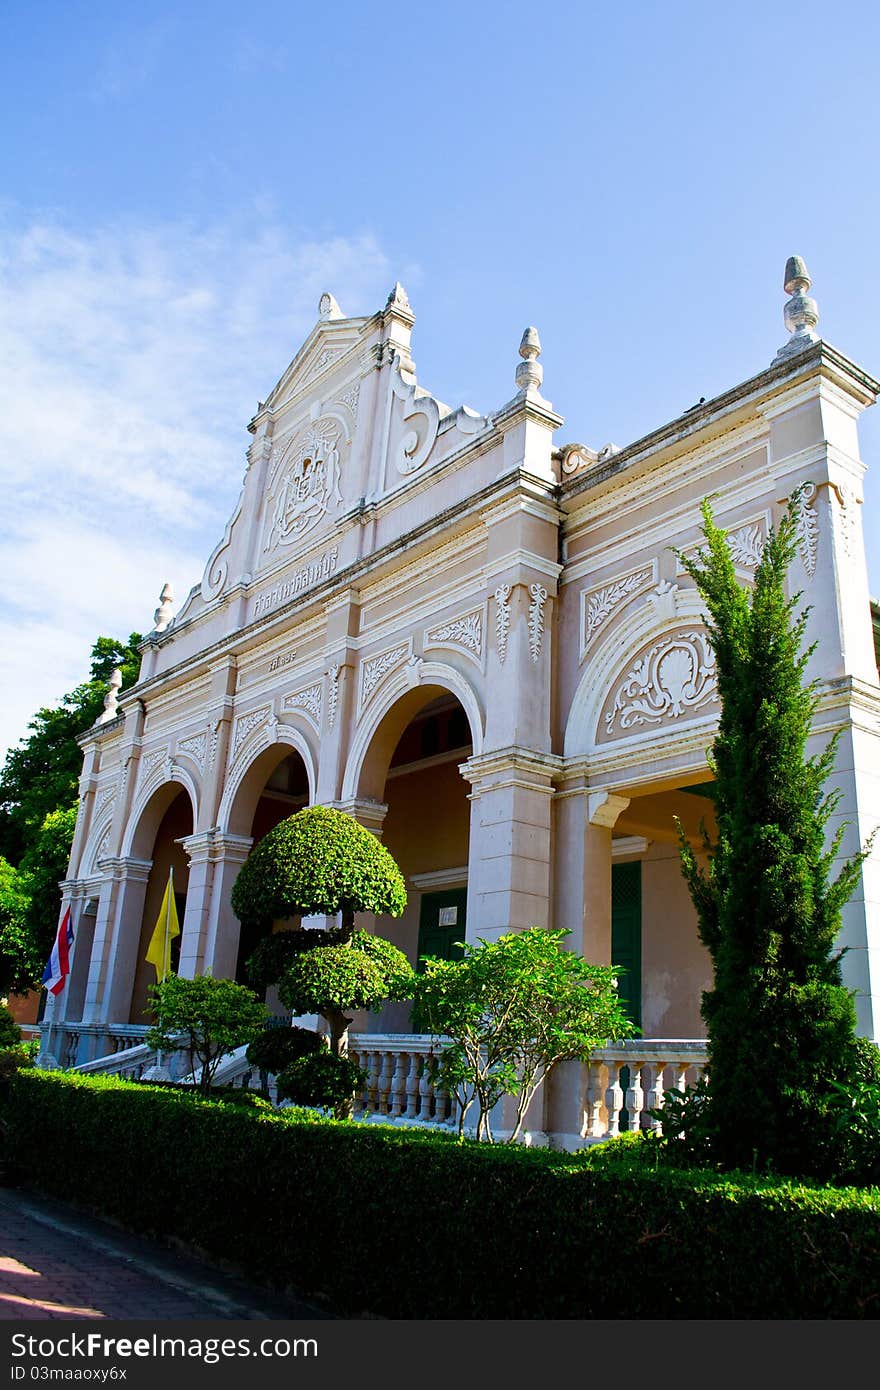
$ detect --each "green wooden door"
[611,861,642,1028]
[417,888,467,970]
[612,861,642,1131]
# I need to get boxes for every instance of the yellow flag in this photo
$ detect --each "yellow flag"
[145,872,180,981]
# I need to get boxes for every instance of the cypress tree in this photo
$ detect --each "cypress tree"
[676,488,871,1178]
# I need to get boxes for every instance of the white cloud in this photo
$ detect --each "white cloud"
[0,212,394,761]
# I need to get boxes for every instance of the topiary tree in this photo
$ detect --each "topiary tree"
[278,927,413,1059]
[232,806,413,1116]
[674,489,873,1179]
[231,805,407,936]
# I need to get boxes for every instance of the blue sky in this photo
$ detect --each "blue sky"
[2,1,879,758]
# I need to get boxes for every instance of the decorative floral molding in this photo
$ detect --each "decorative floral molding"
[361,644,409,708]
[831,482,858,562]
[208,719,221,770]
[425,609,483,660]
[604,630,718,736]
[338,381,360,420]
[327,664,341,730]
[583,564,655,650]
[177,732,208,772]
[95,786,116,817]
[391,362,441,476]
[231,706,271,761]
[528,584,548,664]
[678,513,769,579]
[282,683,324,730]
[794,483,819,579]
[139,748,168,784]
[494,584,512,664]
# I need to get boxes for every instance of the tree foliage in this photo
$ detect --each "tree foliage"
[0,633,141,997]
[146,973,266,1094]
[0,633,142,867]
[674,490,871,1178]
[411,927,636,1143]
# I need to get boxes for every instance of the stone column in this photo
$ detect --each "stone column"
[81,856,152,1038]
[200,833,254,980]
[461,749,561,944]
[544,786,629,1148]
[176,831,217,978]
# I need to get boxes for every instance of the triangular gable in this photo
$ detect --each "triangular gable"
[263,315,370,415]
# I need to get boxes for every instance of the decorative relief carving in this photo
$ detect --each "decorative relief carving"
[282,683,323,730]
[604,630,718,736]
[727,522,767,570]
[264,419,344,551]
[177,732,208,772]
[794,483,819,579]
[327,664,341,731]
[338,381,360,420]
[361,644,409,707]
[583,564,655,649]
[93,824,112,867]
[494,584,512,664]
[391,362,441,476]
[425,609,482,659]
[528,584,548,664]
[208,719,221,770]
[201,488,244,602]
[231,706,271,760]
[96,786,116,817]
[139,748,168,783]
[304,347,343,382]
[678,514,769,578]
[832,482,858,561]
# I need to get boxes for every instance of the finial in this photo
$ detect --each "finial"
[386,282,411,312]
[515,326,543,394]
[774,255,820,361]
[318,292,343,321]
[153,581,174,633]
[96,667,122,725]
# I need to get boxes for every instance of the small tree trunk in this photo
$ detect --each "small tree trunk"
[324,1006,355,1120]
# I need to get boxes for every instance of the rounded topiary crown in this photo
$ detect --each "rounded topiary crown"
[231,805,407,926]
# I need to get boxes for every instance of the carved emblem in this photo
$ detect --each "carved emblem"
[139,748,168,783]
[264,420,343,550]
[605,631,718,735]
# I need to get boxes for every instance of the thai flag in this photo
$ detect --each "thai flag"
[42,907,74,996]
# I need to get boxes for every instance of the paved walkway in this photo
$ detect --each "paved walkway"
[0,1186,333,1320]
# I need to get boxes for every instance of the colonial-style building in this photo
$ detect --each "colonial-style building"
[41,259,880,1145]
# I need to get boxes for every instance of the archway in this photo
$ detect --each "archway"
[351,687,476,1031]
[128,784,194,1024]
[223,741,311,988]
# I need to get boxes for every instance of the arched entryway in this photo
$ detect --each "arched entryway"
[222,740,312,985]
[127,783,194,1024]
[349,686,476,1030]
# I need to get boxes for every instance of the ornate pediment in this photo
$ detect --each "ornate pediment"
[263,313,367,415]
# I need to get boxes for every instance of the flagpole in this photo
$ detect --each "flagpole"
[155,866,173,1077]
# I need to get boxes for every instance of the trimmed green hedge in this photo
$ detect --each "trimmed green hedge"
[3,1071,880,1318]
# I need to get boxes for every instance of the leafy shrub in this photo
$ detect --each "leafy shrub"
[146,974,266,1093]
[245,928,342,992]
[276,1051,367,1109]
[4,1070,880,1319]
[245,1024,325,1076]
[0,1042,36,1082]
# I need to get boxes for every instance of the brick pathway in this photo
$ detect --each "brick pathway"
[0,1187,331,1320]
